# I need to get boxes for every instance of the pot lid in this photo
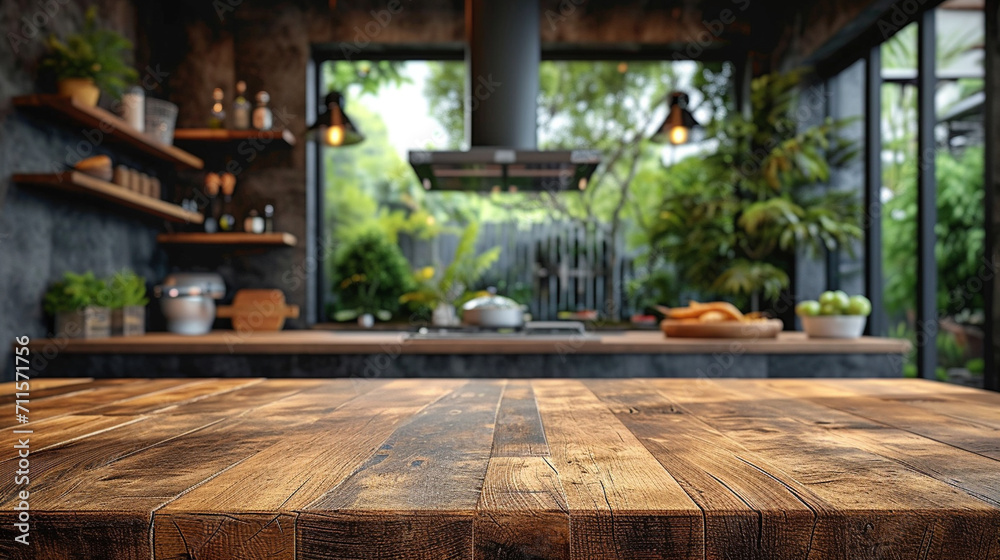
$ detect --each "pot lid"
[155,273,226,299]
[462,294,520,311]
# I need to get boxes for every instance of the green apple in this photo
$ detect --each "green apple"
[832,291,850,312]
[820,302,840,316]
[818,291,837,305]
[846,295,872,316]
[795,300,821,317]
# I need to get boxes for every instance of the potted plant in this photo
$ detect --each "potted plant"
[334,274,392,328]
[43,272,111,339]
[40,7,138,106]
[107,269,148,336]
[331,231,416,327]
[400,223,501,326]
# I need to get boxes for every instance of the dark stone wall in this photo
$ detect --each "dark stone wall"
[0,0,168,381]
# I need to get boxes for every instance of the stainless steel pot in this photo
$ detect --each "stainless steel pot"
[462,295,524,328]
[154,273,226,335]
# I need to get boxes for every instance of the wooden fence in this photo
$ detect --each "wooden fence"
[399,221,638,320]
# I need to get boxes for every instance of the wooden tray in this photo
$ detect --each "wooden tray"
[660,319,783,339]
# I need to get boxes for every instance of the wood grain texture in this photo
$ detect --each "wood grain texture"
[654,378,1000,560]
[298,380,505,560]
[532,380,704,560]
[585,379,818,560]
[0,379,997,560]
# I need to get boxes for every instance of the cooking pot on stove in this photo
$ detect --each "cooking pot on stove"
[154,273,226,335]
[461,295,524,328]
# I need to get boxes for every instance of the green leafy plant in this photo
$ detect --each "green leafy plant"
[650,71,862,305]
[883,147,985,318]
[107,269,148,309]
[43,272,109,314]
[400,223,501,310]
[332,231,415,321]
[40,6,138,98]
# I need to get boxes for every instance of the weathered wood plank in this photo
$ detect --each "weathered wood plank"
[154,379,456,560]
[0,378,195,428]
[657,378,1000,560]
[0,377,95,403]
[763,378,1000,461]
[492,380,549,457]
[531,379,703,560]
[475,456,570,560]
[297,380,505,560]
[0,380,373,560]
[586,379,819,560]
[754,379,1000,507]
[823,378,1000,429]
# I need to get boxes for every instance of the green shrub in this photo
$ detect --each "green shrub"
[332,231,415,319]
[883,147,985,318]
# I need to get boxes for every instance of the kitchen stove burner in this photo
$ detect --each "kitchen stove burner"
[408,321,593,340]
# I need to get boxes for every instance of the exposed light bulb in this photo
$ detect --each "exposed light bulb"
[325,125,345,146]
[669,126,689,145]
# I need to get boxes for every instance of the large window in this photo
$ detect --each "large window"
[317,57,726,323]
[878,4,986,385]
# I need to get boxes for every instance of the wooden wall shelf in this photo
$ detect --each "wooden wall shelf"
[13,95,204,170]
[173,128,296,147]
[13,172,204,224]
[156,232,297,246]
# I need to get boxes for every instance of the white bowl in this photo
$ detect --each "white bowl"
[800,315,867,338]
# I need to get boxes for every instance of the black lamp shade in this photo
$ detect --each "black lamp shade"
[308,91,364,147]
[653,92,700,145]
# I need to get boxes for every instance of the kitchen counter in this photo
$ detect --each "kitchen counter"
[1,378,997,560]
[28,330,909,354]
[24,330,911,378]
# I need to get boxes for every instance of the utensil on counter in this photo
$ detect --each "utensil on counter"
[462,294,524,328]
[216,289,299,332]
[154,273,226,335]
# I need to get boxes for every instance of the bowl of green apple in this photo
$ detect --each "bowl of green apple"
[795,291,872,338]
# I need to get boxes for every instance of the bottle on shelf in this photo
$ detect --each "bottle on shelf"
[203,172,221,233]
[252,91,273,130]
[218,172,237,232]
[209,88,226,129]
[120,86,145,132]
[263,203,275,233]
[231,81,251,130]
[244,209,264,234]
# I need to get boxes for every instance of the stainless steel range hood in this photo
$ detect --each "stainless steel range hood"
[408,0,601,192]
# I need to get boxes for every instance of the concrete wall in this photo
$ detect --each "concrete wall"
[0,0,168,381]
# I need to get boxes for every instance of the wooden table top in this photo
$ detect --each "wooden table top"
[2,378,998,560]
[26,330,912,355]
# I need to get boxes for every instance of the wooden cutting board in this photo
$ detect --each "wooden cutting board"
[660,318,783,338]
[216,289,299,331]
